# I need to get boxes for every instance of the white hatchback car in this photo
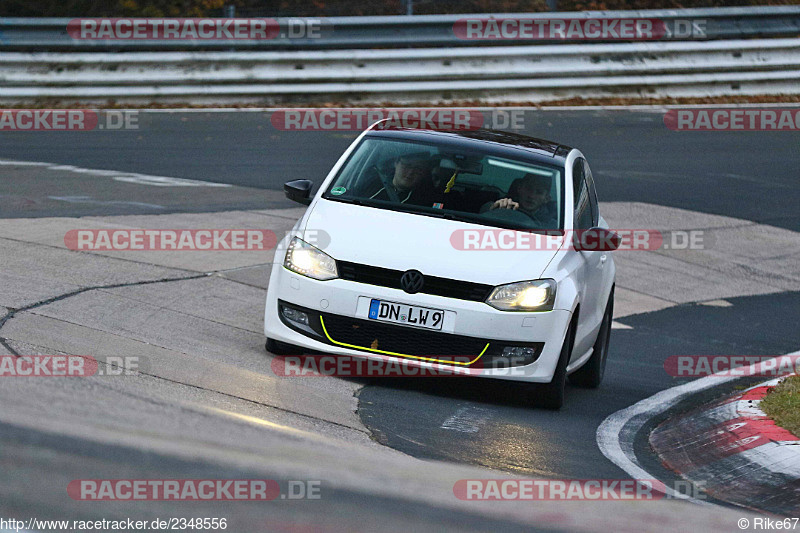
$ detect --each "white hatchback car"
[265,125,617,408]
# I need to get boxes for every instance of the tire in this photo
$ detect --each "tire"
[569,289,614,389]
[265,337,303,356]
[534,316,576,410]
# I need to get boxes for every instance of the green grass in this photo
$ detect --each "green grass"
[760,375,800,438]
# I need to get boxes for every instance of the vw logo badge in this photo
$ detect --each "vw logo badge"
[400,270,425,294]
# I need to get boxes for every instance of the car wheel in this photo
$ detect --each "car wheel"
[534,315,576,410]
[569,289,614,389]
[265,337,303,356]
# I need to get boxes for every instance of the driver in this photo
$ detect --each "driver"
[369,152,438,205]
[486,173,558,227]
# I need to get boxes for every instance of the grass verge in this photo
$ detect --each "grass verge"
[760,375,800,438]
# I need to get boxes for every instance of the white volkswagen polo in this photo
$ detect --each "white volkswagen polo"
[265,124,617,408]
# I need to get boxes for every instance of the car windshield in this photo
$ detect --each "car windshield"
[322,136,564,231]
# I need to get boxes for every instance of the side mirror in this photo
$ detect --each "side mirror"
[573,227,621,252]
[284,180,314,206]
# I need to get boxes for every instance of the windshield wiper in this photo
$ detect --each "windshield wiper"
[325,196,364,206]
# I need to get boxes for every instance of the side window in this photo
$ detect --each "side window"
[583,160,599,226]
[572,159,592,230]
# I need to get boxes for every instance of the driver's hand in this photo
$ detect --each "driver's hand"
[490,198,519,210]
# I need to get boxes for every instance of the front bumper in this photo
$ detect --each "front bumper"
[264,264,572,382]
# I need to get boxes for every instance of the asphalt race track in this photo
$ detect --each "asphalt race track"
[0,108,798,531]
[1,109,797,230]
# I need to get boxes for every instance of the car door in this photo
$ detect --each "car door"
[571,158,604,360]
[582,159,610,341]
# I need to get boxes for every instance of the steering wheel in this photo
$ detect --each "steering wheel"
[480,206,533,225]
[481,202,557,229]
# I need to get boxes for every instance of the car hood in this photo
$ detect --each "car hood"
[303,199,563,286]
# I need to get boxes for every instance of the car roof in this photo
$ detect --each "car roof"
[364,126,573,164]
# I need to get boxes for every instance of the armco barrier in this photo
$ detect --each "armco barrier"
[1,39,799,104]
[1,6,799,50]
[0,7,798,104]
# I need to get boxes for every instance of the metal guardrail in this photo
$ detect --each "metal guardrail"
[0,6,799,50]
[1,7,798,104]
[2,38,799,104]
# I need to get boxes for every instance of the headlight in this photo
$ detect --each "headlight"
[485,279,556,311]
[284,237,338,281]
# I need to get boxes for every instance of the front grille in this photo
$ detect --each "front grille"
[337,261,493,302]
[321,312,488,361]
[278,300,544,367]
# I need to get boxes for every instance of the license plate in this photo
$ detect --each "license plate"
[368,299,444,330]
